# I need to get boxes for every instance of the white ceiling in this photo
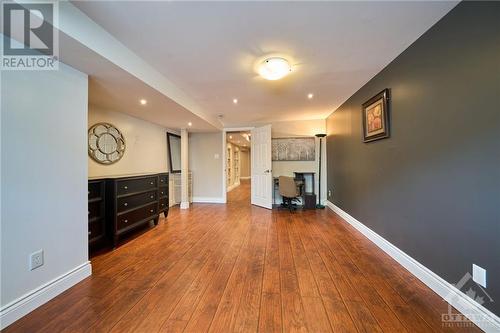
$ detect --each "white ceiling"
[57,33,218,132]
[227,131,251,149]
[73,1,456,128]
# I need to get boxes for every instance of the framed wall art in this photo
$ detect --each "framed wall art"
[362,89,390,142]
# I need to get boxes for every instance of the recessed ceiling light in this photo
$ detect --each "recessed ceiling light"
[188,122,192,127]
[229,135,233,139]
[308,93,314,99]
[258,57,292,81]
[139,99,147,105]
[233,98,238,104]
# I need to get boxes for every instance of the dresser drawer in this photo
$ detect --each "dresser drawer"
[88,181,103,200]
[117,203,157,231]
[117,177,157,196]
[159,186,168,198]
[117,190,157,213]
[89,219,104,240]
[159,197,168,211]
[88,201,103,219]
[159,174,168,185]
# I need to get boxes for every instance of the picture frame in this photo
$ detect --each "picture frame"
[362,89,390,142]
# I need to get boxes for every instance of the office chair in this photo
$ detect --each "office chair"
[279,176,300,212]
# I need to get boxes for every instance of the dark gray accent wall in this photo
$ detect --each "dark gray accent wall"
[326,1,500,316]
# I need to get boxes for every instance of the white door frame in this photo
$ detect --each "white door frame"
[222,127,254,203]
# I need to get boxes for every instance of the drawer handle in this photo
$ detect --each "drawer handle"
[150,181,154,185]
[124,202,128,206]
[150,209,154,213]
[160,179,164,182]
[161,192,164,195]
[88,211,90,215]
[150,195,154,199]
[161,203,164,207]
[88,231,91,235]
[124,219,128,223]
[124,186,128,190]
[88,191,90,195]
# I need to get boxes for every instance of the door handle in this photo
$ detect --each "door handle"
[264,169,271,173]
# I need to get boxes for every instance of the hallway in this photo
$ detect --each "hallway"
[227,179,251,205]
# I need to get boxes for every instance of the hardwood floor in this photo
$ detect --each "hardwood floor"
[5,180,481,332]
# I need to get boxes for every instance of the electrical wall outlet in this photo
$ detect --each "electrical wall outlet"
[30,250,44,271]
[328,189,332,197]
[472,264,487,288]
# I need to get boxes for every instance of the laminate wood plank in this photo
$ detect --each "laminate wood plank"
[261,215,281,295]
[160,218,248,332]
[277,213,309,333]
[182,191,253,332]
[286,214,321,298]
[109,209,240,332]
[258,218,282,333]
[208,215,268,332]
[315,214,435,333]
[304,218,384,333]
[323,212,482,333]
[311,217,409,333]
[258,293,282,333]
[232,216,269,332]
[291,214,358,333]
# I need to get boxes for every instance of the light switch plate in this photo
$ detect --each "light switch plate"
[472,264,486,288]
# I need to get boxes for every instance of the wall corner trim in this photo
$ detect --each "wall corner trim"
[325,201,500,333]
[0,261,92,330]
[192,197,226,204]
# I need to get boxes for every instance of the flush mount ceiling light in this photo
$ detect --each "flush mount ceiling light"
[258,57,292,81]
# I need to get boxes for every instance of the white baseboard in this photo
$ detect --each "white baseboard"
[227,183,240,192]
[180,201,190,209]
[192,196,225,204]
[325,201,500,333]
[0,261,92,330]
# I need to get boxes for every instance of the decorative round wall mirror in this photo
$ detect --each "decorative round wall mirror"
[88,123,126,164]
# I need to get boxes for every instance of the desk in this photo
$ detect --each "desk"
[273,172,316,209]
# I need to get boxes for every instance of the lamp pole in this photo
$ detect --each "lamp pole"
[315,133,326,209]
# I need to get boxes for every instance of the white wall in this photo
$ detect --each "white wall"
[271,119,327,204]
[88,107,170,177]
[189,132,224,201]
[1,63,90,326]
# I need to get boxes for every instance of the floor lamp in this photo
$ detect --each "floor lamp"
[315,133,327,209]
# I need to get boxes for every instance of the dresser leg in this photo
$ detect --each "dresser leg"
[112,235,118,249]
[154,217,159,226]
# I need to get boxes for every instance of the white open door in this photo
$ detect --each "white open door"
[251,125,272,209]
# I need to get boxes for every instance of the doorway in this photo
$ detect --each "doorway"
[225,130,251,204]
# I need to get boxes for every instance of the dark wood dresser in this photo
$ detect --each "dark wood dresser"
[88,172,169,249]
[88,180,106,247]
[158,173,169,217]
